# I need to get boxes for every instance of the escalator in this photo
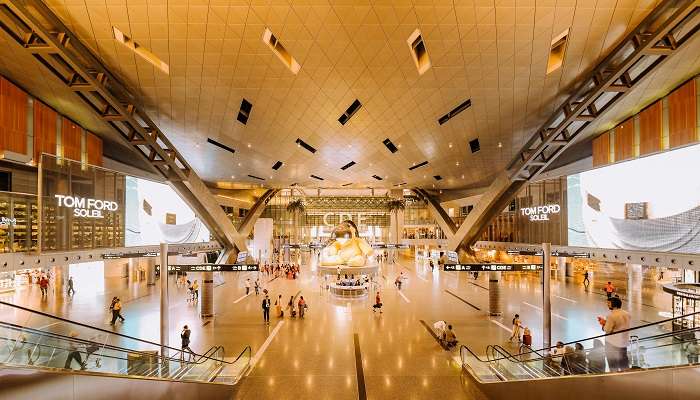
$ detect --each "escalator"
[0,300,251,400]
[460,311,700,399]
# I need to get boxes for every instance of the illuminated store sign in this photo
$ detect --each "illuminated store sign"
[55,195,119,218]
[0,217,16,227]
[520,204,560,221]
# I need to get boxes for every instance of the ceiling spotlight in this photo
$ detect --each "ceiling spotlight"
[231,175,235,179]
[369,163,373,167]
[269,175,273,179]
[461,174,465,179]
[448,143,453,148]
[423,175,427,179]
[456,162,460,166]
[237,163,242,167]
[498,142,502,148]
[195,144,200,148]
[397,144,402,148]
[439,190,443,194]
[247,143,251,148]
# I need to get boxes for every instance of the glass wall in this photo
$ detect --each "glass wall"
[0,192,38,253]
[40,155,125,251]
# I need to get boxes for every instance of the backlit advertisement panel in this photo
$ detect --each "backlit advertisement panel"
[567,144,700,253]
[125,177,210,246]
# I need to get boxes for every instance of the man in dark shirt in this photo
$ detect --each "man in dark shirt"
[262,295,271,325]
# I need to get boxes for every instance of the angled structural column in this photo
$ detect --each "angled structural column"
[411,188,457,242]
[0,0,246,253]
[445,0,700,251]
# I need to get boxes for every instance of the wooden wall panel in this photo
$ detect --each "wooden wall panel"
[86,132,103,166]
[62,119,82,161]
[668,79,697,148]
[639,101,662,155]
[614,118,634,162]
[0,77,28,154]
[592,131,610,167]
[33,101,58,161]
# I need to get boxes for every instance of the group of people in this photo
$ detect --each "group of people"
[34,272,75,298]
[262,293,307,324]
[260,263,301,280]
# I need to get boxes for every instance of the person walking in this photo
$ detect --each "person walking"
[298,296,306,319]
[245,278,251,295]
[39,275,49,297]
[180,325,194,361]
[598,296,631,371]
[509,314,522,343]
[67,276,75,296]
[110,298,125,325]
[192,280,199,301]
[583,270,590,287]
[262,294,271,324]
[275,294,284,318]
[254,279,260,295]
[604,281,615,299]
[372,291,383,313]
[685,339,700,364]
[288,295,296,318]
[64,332,86,370]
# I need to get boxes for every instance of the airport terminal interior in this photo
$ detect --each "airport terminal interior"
[1,0,700,399]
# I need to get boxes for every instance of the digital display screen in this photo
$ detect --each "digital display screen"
[567,143,700,253]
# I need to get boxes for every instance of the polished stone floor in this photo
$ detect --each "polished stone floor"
[0,255,674,399]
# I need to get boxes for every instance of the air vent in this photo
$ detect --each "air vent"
[407,29,431,75]
[262,28,301,74]
[207,138,235,154]
[433,175,442,181]
[272,161,283,170]
[113,27,169,74]
[290,182,299,187]
[295,138,317,154]
[310,174,324,181]
[547,28,570,74]
[372,175,383,180]
[409,161,428,170]
[383,138,398,154]
[438,99,472,125]
[340,161,356,170]
[469,138,480,153]
[341,182,353,187]
[237,99,252,125]
[394,182,407,187]
[338,99,362,125]
[248,174,265,181]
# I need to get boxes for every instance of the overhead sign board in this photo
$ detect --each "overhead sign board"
[372,243,409,249]
[167,264,259,272]
[505,250,590,258]
[444,263,542,272]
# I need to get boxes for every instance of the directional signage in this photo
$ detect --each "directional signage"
[166,264,259,272]
[444,263,542,272]
[372,243,409,249]
[505,250,590,258]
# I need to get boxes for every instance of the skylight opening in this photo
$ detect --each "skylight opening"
[263,28,301,74]
[113,26,169,74]
[407,29,431,75]
[547,28,570,74]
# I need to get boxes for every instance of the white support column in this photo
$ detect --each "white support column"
[146,257,156,286]
[488,271,502,316]
[560,257,572,277]
[159,243,169,362]
[627,263,643,305]
[542,243,552,353]
[201,271,214,317]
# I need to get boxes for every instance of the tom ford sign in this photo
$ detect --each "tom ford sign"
[520,204,560,221]
[55,195,119,218]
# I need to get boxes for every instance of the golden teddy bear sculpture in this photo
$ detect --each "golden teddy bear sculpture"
[320,220,374,267]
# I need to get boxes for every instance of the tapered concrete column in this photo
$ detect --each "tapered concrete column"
[542,243,552,353]
[560,257,573,277]
[488,272,502,316]
[627,264,643,305]
[200,271,214,317]
[159,243,169,359]
[146,257,156,285]
[52,265,67,297]
[128,259,137,283]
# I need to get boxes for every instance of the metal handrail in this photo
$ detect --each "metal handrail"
[462,310,700,364]
[0,299,230,365]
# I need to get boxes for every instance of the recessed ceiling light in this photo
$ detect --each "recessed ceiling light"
[237,163,241,167]
[547,28,570,75]
[397,144,402,148]
[423,175,427,179]
[461,174,465,179]
[448,143,453,148]
[498,142,502,148]
[195,144,200,148]
[113,26,169,74]
[456,162,459,166]
[247,143,251,148]
[231,175,235,179]
[407,29,431,75]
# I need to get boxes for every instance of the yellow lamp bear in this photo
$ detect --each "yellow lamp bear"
[320,220,373,267]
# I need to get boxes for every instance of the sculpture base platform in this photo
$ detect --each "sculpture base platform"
[318,264,379,276]
[329,283,369,297]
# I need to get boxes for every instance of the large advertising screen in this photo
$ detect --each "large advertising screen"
[125,177,210,246]
[567,144,700,253]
